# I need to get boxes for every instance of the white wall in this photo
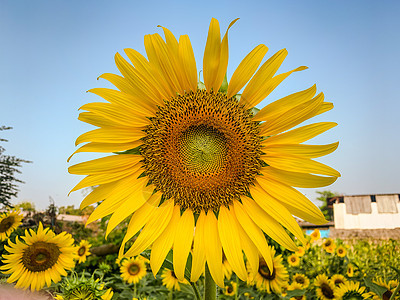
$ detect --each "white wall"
[333,202,400,229]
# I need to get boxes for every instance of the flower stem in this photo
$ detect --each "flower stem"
[191,281,201,300]
[390,282,400,300]
[204,263,217,300]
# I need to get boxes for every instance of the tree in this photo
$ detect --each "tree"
[316,190,338,221]
[0,126,31,208]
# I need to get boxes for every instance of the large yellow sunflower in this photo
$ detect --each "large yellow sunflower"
[0,210,23,241]
[76,239,92,263]
[314,274,337,300]
[335,281,369,299]
[69,18,339,287]
[248,246,289,294]
[120,257,147,284]
[0,222,75,291]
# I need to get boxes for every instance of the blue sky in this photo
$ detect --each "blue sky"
[1,0,399,209]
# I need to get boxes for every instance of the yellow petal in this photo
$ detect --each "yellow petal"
[150,205,181,276]
[173,209,194,281]
[257,175,327,225]
[218,206,247,281]
[98,73,137,96]
[69,163,142,194]
[124,198,174,257]
[263,142,339,159]
[253,85,317,121]
[78,112,118,128]
[227,44,268,99]
[240,49,288,108]
[240,195,298,251]
[204,211,224,287]
[261,166,337,188]
[250,182,306,244]
[262,122,337,145]
[68,154,141,175]
[106,180,154,237]
[191,210,206,282]
[263,153,341,177]
[317,102,334,115]
[67,140,142,162]
[259,92,324,136]
[178,35,198,92]
[75,127,145,146]
[233,201,274,270]
[119,191,162,257]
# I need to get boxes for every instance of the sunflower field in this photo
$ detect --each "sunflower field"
[0,209,399,300]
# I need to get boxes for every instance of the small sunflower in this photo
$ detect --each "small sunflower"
[336,245,346,257]
[292,273,310,288]
[120,257,147,284]
[161,269,188,291]
[101,288,114,300]
[224,281,238,296]
[346,264,354,277]
[330,274,347,287]
[76,240,92,263]
[69,18,339,287]
[372,278,398,300]
[310,229,321,241]
[0,210,23,241]
[322,238,336,253]
[295,246,306,257]
[287,254,300,267]
[335,281,369,299]
[248,246,289,294]
[0,222,75,291]
[314,274,336,300]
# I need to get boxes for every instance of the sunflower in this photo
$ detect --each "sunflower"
[292,273,310,288]
[295,246,306,257]
[346,264,354,277]
[288,254,300,267]
[0,210,23,241]
[161,269,188,291]
[336,245,346,257]
[322,238,336,253]
[224,281,238,296]
[248,246,289,294]
[330,274,347,287]
[287,282,306,300]
[314,274,337,300]
[120,257,147,284]
[69,18,339,287]
[372,278,399,300]
[0,222,75,291]
[310,229,321,241]
[76,240,92,263]
[335,281,369,299]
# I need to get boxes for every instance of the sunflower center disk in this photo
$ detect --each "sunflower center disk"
[22,241,61,272]
[0,217,14,232]
[141,90,262,212]
[128,264,139,275]
[78,246,86,256]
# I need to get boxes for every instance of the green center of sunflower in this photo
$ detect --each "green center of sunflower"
[295,276,305,284]
[128,263,140,275]
[320,283,335,299]
[324,240,332,247]
[227,286,233,294]
[259,264,275,280]
[0,216,15,233]
[22,241,61,272]
[78,246,86,256]
[141,90,261,212]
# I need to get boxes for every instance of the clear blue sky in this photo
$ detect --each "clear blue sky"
[1,0,399,210]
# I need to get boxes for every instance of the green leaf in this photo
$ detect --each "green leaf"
[114,146,141,155]
[218,74,228,93]
[285,289,306,298]
[364,278,388,298]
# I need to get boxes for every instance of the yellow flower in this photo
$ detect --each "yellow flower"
[336,245,346,257]
[310,229,321,241]
[0,210,23,241]
[248,246,289,294]
[287,254,300,267]
[335,281,369,299]
[292,273,310,288]
[54,295,64,300]
[222,254,233,279]
[346,264,354,277]
[295,246,306,257]
[314,274,337,300]
[330,274,347,287]
[0,222,75,291]
[120,257,147,284]
[224,281,238,296]
[101,288,113,300]
[76,239,92,263]
[161,269,188,291]
[322,238,336,253]
[69,17,339,287]
[287,282,306,300]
